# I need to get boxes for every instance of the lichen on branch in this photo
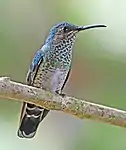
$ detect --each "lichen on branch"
[0,77,126,128]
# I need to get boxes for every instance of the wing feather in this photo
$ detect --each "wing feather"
[19,48,45,123]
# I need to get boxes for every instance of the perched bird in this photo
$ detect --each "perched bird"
[17,22,106,138]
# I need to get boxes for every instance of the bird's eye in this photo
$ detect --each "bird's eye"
[63,27,70,33]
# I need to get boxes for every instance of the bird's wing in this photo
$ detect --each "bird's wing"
[26,49,45,85]
[19,46,46,123]
[18,45,51,138]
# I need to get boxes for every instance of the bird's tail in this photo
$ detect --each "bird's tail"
[17,102,49,138]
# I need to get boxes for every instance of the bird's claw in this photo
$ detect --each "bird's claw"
[59,93,66,97]
[55,91,66,97]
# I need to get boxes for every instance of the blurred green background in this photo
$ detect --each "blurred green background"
[1,0,126,149]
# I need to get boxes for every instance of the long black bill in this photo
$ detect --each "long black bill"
[77,24,107,31]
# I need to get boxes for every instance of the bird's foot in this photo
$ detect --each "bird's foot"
[55,91,66,98]
[59,93,66,97]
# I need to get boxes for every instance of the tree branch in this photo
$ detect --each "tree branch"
[0,77,126,128]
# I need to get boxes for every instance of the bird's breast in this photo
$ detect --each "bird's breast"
[33,54,71,92]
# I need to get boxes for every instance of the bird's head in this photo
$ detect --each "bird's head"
[45,22,106,45]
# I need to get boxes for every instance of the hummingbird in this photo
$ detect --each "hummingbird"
[17,22,106,138]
